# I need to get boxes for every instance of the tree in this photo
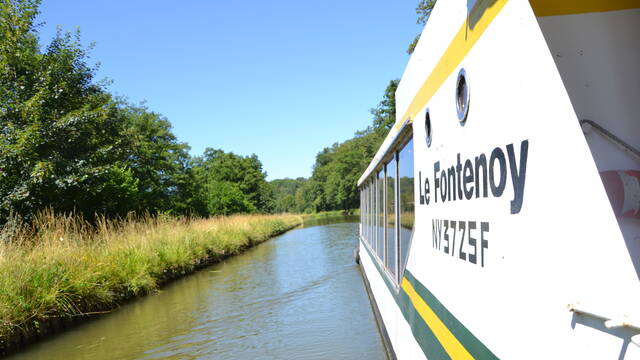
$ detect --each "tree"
[194,149,274,215]
[0,0,138,221]
[296,126,384,212]
[0,0,209,222]
[370,79,399,131]
[270,177,306,213]
[269,74,396,214]
[119,101,206,216]
[406,35,421,55]
[293,180,317,213]
[407,0,437,54]
[205,181,255,215]
[416,0,437,25]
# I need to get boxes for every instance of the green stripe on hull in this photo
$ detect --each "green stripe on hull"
[359,239,500,359]
[403,272,499,360]
[397,288,451,359]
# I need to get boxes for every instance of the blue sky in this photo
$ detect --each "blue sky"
[37,1,422,180]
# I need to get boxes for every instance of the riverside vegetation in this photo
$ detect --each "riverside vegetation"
[0,0,434,352]
[1,0,435,223]
[0,212,302,350]
[0,0,274,224]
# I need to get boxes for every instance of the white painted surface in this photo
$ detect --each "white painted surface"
[359,0,640,359]
[359,238,426,360]
[537,8,640,303]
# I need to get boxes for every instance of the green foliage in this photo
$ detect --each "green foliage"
[307,129,384,212]
[270,126,384,213]
[416,0,437,25]
[407,0,437,54]
[204,181,256,215]
[370,79,399,130]
[407,34,421,55]
[194,149,274,215]
[0,0,430,222]
[0,0,207,223]
[271,77,393,213]
[270,177,306,213]
[118,101,206,216]
[0,1,136,221]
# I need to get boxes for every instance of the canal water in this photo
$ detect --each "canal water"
[8,217,386,360]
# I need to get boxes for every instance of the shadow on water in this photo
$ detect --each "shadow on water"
[7,217,385,360]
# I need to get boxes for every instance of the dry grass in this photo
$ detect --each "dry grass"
[0,211,302,344]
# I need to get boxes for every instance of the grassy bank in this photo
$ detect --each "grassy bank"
[302,209,359,221]
[0,212,302,351]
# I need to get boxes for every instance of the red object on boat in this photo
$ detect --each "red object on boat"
[600,170,640,219]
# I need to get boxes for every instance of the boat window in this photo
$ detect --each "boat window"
[385,158,397,279]
[360,188,364,238]
[360,183,368,240]
[363,185,367,242]
[398,138,414,282]
[372,178,377,252]
[377,170,385,261]
[364,183,368,244]
[365,185,369,244]
[372,177,377,252]
[367,181,371,245]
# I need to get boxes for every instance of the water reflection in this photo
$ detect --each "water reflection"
[8,219,385,360]
[301,214,360,228]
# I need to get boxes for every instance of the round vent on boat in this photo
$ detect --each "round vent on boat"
[456,68,470,125]
[425,109,432,147]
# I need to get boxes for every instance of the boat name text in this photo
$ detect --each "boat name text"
[418,140,529,214]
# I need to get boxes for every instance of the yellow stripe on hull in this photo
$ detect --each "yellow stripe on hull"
[401,278,475,360]
[394,0,509,132]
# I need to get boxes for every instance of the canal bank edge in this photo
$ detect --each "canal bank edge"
[301,209,359,222]
[0,215,303,357]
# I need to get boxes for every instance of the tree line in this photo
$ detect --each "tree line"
[0,0,274,224]
[270,0,436,213]
[269,80,394,213]
[1,0,434,223]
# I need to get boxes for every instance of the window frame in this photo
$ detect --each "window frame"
[357,123,414,289]
[397,137,415,285]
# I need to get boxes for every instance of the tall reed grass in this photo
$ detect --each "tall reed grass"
[0,211,301,347]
